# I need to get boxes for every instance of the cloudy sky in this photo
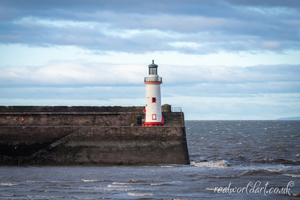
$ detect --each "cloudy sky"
[0,0,299,120]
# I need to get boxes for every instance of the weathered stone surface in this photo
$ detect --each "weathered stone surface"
[0,106,190,165]
[162,104,172,112]
[0,113,133,126]
[0,106,144,113]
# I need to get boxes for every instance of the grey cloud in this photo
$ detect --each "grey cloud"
[0,1,225,21]
[0,22,175,53]
[162,64,300,85]
[0,62,145,87]
[1,0,299,21]
[0,19,299,54]
[0,0,299,54]
[163,82,300,97]
[225,0,300,8]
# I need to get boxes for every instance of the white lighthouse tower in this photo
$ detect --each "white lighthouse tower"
[143,60,164,126]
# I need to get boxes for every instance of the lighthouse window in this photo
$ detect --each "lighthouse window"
[152,114,156,120]
[149,67,157,75]
[152,97,156,103]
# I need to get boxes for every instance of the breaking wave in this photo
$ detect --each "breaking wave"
[283,174,300,178]
[1,182,20,186]
[151,183,170,186]
[107,184,131,188]
[190,160,229,168]
[112,182,132,185]
[81,179,103,182]
[127,192,152,196]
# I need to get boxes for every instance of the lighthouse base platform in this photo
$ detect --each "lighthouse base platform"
[142,115,165,126]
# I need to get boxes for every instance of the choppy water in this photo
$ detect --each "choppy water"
[1,120,300,199]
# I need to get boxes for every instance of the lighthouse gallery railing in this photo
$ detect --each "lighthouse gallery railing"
[144,77,162,82]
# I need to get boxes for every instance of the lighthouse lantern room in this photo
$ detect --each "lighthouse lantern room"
[143,60,164,126]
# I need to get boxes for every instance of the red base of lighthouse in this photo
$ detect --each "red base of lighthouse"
[142,115,164,126]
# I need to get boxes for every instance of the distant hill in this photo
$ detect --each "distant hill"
[276,117,300,120]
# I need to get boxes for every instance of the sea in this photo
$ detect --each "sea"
[0,120,299,199]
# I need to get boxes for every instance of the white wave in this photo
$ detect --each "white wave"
[151,181,181,186]
[1,182,20,186]
[27,180,45,183]
[172,199,189,200]
[57,186,77,189]
[151,183,163,186]
[1,194,15,197]
[81,179,102,182]
[108,184,131,188]
[127,192,152,196]
[112,182,132,185]
[79,187,103,190]
[105,188,135,191]
[129,180,140,183]
[190,160,228,168]
[283,174,300,177]
[265,169,287,172]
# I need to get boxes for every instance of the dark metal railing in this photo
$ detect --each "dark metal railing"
[144,77,162,82]
[171,107,182,112]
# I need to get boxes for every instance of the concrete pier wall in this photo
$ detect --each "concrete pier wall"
[0,106,190,165]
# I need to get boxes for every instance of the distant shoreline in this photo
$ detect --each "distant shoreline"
[276,117,300,120]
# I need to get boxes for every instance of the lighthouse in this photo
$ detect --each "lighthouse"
[143,60,164,126]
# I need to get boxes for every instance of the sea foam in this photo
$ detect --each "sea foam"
[127,192,152,196]
[1,183,20,186]
[283,174,300,178]
[81,179,102,182]
[190,160,228,168]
